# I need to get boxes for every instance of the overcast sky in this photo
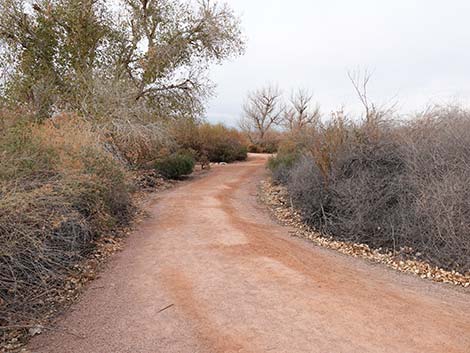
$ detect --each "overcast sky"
[205,0,470,126]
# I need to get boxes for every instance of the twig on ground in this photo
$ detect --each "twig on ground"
[157,304,174,314]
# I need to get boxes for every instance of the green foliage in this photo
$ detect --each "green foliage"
[154,152,195,179]
[0,0,116,118]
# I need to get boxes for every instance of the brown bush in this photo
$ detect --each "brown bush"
[276,106,470,272]
[167,119,202,155]
[105,120,175,169]
[0,114,132,335]
[169,120,248,163]
[247,130,283,153]
[198,123,248,163]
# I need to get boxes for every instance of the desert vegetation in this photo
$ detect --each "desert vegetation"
[239,86,320,153]
[268,74,470,274]
[1,0,469,348]
[0,0,247,344]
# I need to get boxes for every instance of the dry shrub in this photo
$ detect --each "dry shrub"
[198,123,247,163]
[168,119,202,154]
[268,152,298,184]
[105,120,175,169]
[247,130,282,153]
[401,106,470,269]
[267,129,313,184]
[278,106,470,272]
[0,113,132,335]
[169,120,248,163]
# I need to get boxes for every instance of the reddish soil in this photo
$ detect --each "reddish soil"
[29,154,470,353]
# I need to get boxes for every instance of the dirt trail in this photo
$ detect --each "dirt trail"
[30,154,470,353]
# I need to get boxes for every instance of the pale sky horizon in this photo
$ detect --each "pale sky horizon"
[205,0,470,126]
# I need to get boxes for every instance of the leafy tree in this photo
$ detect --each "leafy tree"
[119,0,244,120]
[0,0,244,120]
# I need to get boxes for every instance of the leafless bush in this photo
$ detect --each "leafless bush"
[401,106,470,269]
[283,105,470,272]
[0,186,91,324]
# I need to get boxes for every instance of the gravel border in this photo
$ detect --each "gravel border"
[259,179,470,289]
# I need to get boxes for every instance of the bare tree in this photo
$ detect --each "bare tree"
[239,85,284,144]
[283,89,320,132]
[347,69,397,123]
[347,69,374,120]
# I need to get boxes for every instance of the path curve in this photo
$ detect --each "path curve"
[30,154,470,353]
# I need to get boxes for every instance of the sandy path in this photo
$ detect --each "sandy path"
[29,154,470,353]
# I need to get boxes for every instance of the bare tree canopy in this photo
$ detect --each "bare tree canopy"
[347,69,396,124]
[283,88,320,132]
[240,85,283,143]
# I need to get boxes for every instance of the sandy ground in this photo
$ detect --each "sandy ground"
[29,154,470,353]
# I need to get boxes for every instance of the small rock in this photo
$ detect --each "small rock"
[28,325,43,337]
